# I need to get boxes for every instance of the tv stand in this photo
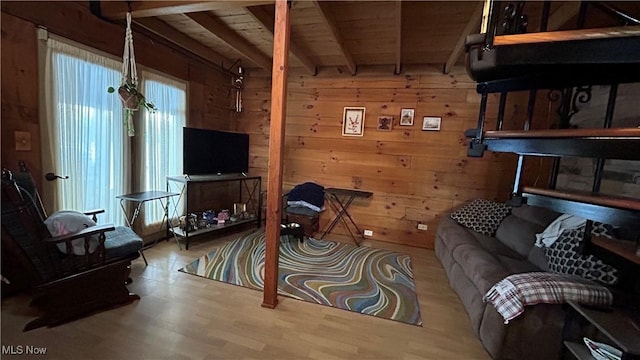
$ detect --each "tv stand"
[166,174,261,249]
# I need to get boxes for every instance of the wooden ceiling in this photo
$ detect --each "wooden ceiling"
[94,1,639,76]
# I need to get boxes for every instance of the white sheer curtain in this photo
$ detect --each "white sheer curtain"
[43,38,129,226]
[139,71,186,227]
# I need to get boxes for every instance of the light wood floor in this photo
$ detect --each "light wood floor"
[1,228,491,360]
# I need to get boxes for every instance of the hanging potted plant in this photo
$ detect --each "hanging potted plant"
[107,82,157,123]
[109,12,157,136]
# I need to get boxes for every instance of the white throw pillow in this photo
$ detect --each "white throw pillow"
[44,210,99,255]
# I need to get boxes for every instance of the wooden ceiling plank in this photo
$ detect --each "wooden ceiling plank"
[395,1,402,75]
[246,6,317,75]
[100,1,275,20]
[547,2,581,31]
[312,0,357,75]
[186,11,273,72]
[443,2,483,74]
[134,17,230,67]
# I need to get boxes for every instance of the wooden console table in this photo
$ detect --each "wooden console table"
[320,187,373,246]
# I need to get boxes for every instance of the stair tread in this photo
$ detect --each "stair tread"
[591,236,640,266]
[494,26,640,46]
[483,128,640,139]
[522,187,640,211]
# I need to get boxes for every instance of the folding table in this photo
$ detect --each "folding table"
[320,187,373,246]
[116,190,180,264]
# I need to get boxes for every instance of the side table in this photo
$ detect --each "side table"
[116,190,180,264]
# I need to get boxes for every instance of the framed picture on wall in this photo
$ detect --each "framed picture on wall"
[342,107,366,136]
[422,116,441,131]
[377,115,394,131]
[400,108,414,126]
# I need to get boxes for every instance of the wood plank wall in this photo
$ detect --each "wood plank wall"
[1,2,235,190]
[234,66,532,249]
[1,12,41,183]
[1,2,550,250]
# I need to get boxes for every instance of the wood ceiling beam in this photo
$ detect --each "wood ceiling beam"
[133,17,230,67]
[394,1,402,75]
[99,1,274,20]
[443,2,483,74]
[186,12,273,72]
[246,6,317,75]
[312,1,357,75]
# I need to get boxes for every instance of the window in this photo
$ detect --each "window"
[42,37,186,230]
[139,72,186,226]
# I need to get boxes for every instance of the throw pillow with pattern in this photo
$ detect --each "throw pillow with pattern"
[544,225,619,285]
[450,198,511,236]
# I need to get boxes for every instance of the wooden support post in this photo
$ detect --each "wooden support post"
[262,0,291,309]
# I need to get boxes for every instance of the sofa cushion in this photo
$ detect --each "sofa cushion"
[436,216,481,251]
[510,204,561,228]
[495,215,544,258]
[452,243,511,295]
[470,228,524,260]
[496,255,542,274]
[450,199,511,236]
[527,246,550,272]
[104,226,143,260]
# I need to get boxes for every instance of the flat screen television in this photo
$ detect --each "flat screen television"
[183,127,250,175]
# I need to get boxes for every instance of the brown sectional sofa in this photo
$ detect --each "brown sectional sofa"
[435,204,566,360]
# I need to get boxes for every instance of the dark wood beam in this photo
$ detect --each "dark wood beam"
[246,6,316,75]
[312,1,357,75]
[262,0,291,310]
[443,2,483,74]
[394,1,402,75]
[99,1,274,20]
[186,12,273,72]
[133,17,230,67]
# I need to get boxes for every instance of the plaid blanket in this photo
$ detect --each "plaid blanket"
[483,272,613,324]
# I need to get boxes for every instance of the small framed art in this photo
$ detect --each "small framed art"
[377,115,393,131]
[400,108,414,126]
[422,116,441,131]
[342,107,366,136]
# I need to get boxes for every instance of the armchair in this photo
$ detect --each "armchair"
[1,168,143,331]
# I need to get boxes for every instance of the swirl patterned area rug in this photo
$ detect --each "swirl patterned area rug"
[179,230,423,326]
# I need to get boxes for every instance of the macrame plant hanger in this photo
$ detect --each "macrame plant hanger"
[119,12,139,137]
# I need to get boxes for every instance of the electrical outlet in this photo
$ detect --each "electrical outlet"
[364,229,373,236]
[417,224,429,231]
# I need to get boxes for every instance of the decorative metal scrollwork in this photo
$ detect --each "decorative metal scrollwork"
[501,2,528,34]
[547,86,593,127]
